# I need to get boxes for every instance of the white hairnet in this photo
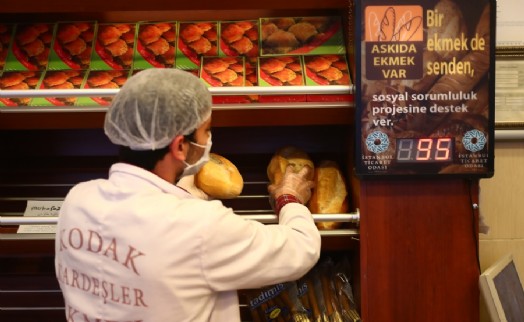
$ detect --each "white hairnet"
[104,68,212,150]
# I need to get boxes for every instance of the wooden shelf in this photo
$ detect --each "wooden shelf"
[0,102,354,129]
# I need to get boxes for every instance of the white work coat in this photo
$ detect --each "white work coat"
[55,163,321,322]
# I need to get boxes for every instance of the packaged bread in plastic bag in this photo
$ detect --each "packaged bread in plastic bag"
[246,281,311,322]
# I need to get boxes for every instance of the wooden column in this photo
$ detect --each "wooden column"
[359,178,480,322]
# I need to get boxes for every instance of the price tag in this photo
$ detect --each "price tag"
[16,200,62,234]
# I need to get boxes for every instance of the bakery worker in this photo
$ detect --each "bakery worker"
[54,68,321,322]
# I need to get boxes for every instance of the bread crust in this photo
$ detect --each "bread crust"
[195,153,243,199]
[266,146,314,185]
[308,160,348,230]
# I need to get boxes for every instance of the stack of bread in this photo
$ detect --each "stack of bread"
[267,146,348,229]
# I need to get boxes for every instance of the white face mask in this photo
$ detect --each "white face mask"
[181,134,212,178]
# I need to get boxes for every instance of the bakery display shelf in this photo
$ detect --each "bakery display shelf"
[1,230,358,241]
[1,225,358,242]
[0,103,355,130]
[0,102,353,113]
[1,0,346,13]
[1,213,360,238]
[0,232,55,241]
[0,212,359,226]
[0,175,360,241]
[0,210,360,240]
[0,85,353,98]
[0,105,354,128]
[0,85,354,113]
[0,228,359,241]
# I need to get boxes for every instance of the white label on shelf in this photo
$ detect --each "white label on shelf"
[16,200,62,234]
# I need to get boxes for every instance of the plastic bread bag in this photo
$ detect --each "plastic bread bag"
[317,258,345,322]
[298,268,328,322]
[245,282,311,322]
[296,278,311,316]
[332,256,361,322]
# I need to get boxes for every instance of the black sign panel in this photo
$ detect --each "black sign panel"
[355,0,495,178]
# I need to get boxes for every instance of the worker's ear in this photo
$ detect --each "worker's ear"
[169,135,189,161]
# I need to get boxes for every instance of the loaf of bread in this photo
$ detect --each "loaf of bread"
[195,153,243,199]
[267,146,314,185]
[308,160,348,230]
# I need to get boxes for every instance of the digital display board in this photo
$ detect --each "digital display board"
[355,0,495,178]
[395,137,453,163]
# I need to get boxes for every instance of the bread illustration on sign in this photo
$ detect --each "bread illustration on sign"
[219,20,259,57]
[50,21,96,70]
[308,160,348,230]
[259,16,345,56]
[0,70,43,106]
[195,153,243,199]
[135,22,177,69]
[7,23,54,71]
[92,23,136,70]
[267,146,315,185]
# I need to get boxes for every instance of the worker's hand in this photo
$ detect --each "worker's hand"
[268,165,315,204]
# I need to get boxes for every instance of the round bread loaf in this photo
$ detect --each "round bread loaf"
[308,160,348,230]
[195,153,243,199]
[267,146,314,185]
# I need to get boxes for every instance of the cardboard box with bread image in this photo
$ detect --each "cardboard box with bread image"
[75,69,131,106]
[267,146,349,230]
[0,24,15,73]
[257,55,307,103]
[29,69,87,106]
[48,21,97,70]
[90,23,137,70]
[259,16,346,56]
[134,21,177,69]
[0,70,43,106]
[201,56,245,87]
[4,23,55,71]
[176,21,218,70]
[218,20,259,58]
[304,54,354,103]
[200,56,254,104]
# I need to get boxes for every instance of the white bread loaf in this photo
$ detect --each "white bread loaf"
[308,160,348,230]
[267,146,314,185]
[195,153,243,199]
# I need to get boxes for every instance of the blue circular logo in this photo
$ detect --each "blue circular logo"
[462,129,486,152]
[365,131,390,154]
